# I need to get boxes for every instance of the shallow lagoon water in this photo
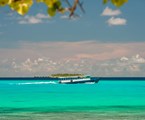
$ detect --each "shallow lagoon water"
[0,80,145,120]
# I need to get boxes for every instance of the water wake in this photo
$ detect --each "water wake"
[10,81,58,85]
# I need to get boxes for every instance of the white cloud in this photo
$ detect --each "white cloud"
[60,15,69,19]
[18,13,50,24]
[1,41,145,77]
[129,65,140,72]
[107,17,127,26]
[120,56,129,61]
[36,13,49,19]
[1,54,145,77]
[120,54,145,64]
[38,58,44,62]
[132,54,145,63]
[19,17,42,24]
[5,54,144,76]
[101,7,127,26]
[116,54,145,73]
[102,7,121,16]
[60,14,80,21]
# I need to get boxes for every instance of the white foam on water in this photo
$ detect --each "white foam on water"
[12,81,58,85]
[84,82,95,84]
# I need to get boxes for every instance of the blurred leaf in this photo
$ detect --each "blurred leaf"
[0,0,128,17]
[0,0,9,6]
[9,0,33,15]
[55,0,61,9]
[36,0,44,2]
[111,0,128,7]
[44,0,58,8]
[58,8,65,14]
[103,0,109,4]
[48,7,56,16]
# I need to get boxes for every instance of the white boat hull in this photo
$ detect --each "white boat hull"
[59,78,99,84]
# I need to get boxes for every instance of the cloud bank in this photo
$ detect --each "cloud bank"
[0,41,145,77]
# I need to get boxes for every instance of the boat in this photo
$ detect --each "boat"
[51,74,100,84]
[59,77,99,84]
[34,74,100,84]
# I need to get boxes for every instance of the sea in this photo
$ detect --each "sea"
[0,79,145,120]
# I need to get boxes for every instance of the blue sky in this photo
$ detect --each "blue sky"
[0,0,145,77]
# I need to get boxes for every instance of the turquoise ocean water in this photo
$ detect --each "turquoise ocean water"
[0,79,145,120]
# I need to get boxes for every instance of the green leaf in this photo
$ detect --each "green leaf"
[44,0,57,8]
[48,7,56,16]
[55,0,61,9]
[0,0,9,6]
[9,0,33,15]
[103,0,109,4]
[36,0,44,2]
[111,0,128,7]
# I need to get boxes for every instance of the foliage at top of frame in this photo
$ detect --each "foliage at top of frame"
[0,0,128,16]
